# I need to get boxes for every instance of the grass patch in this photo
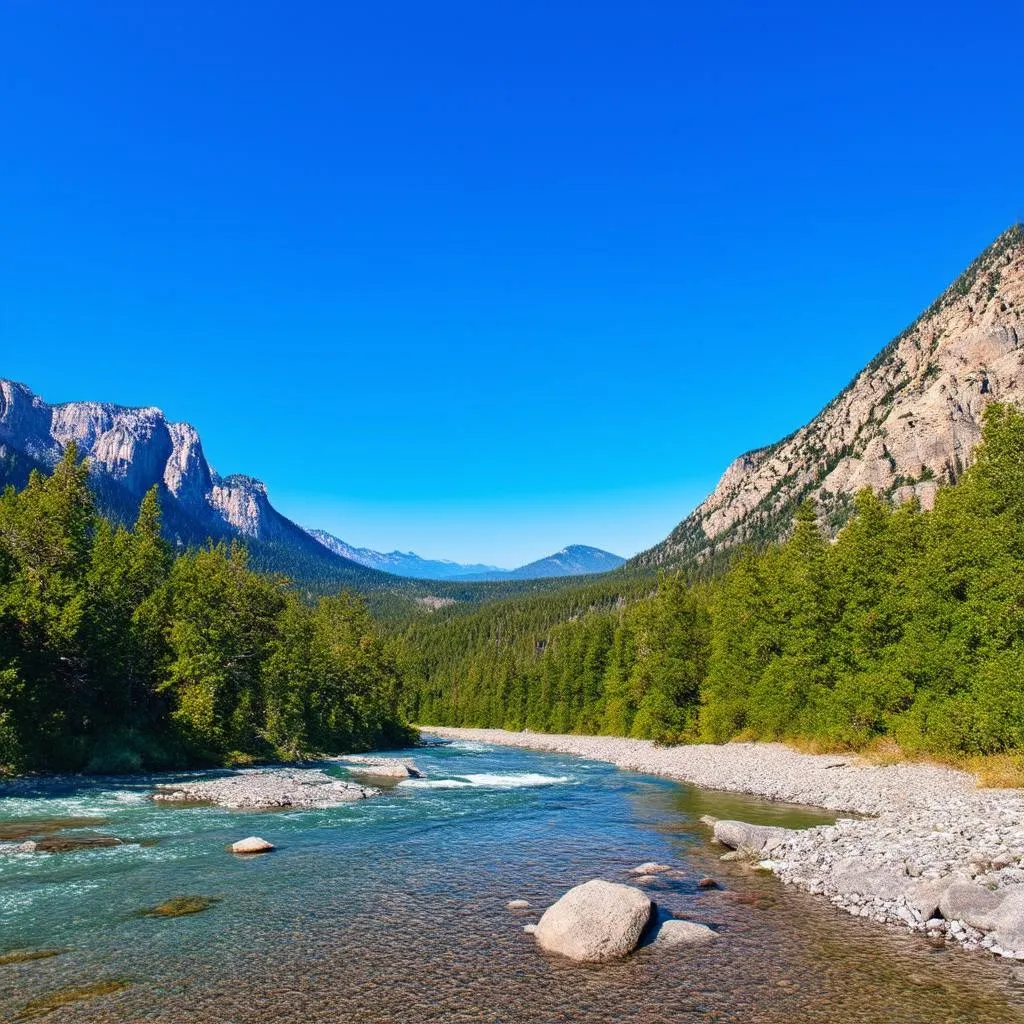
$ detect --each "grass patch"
[15,980,130,1020]
[0,949,67,966]
[136,895,221,918]
[964,752,1024,789]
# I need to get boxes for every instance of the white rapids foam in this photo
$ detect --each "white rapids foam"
[399,772,570,790]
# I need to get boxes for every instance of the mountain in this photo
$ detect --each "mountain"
[306,530,503,580]
[634,223,1024,569]
[308,530,624,581]
[0,380,397,588]
[451,544,626,580]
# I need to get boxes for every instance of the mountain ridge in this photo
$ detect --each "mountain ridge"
[633,223,1024,569]
[308,529,624,581]
[0,379,398,589]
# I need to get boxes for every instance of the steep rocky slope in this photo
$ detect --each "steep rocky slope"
[635,224,1024,568]
[0,381,390,586]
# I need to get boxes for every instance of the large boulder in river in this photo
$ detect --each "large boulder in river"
[713,820,790,855]
[534,880,653,963]
[230,836,275,854]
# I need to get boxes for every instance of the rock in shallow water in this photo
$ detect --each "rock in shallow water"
[506,899,530,910]
[647,919,718,948]
[334,756,424,779]
[534,880,653,963]
[230,836,275,854]
[713,820,791,854]
[629,862,671,875]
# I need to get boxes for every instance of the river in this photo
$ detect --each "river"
[2,738,1022,1022]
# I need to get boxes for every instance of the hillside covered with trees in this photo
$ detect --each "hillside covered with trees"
[400,404,1024,759]
[0,445,413,773]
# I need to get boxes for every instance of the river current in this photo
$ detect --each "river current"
[1,738,1023,1023]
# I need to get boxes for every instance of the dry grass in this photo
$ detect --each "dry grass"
[963,752,1024,789]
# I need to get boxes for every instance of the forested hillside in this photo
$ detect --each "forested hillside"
[0,445,414,773]
[401,404,1024,759]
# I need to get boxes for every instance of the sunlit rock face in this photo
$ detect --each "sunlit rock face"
[0,380,281,542]
[636,225,1024,567]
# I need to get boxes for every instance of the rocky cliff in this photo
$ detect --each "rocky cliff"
[0,381,394,587]
[634,224,1024,567]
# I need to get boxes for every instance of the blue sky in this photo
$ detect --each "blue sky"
[2,1,1022,566]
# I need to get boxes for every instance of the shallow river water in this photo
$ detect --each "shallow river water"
[2,738,1023,1023]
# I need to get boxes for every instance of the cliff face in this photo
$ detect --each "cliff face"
[0,380,287,541]
[636,224,1024,567]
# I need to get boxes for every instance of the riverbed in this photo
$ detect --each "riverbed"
[2,739,1023,1022]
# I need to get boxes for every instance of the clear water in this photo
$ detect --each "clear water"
[1,739,1023,1023]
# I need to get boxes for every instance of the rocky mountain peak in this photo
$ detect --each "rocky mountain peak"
[636,224,1024,567]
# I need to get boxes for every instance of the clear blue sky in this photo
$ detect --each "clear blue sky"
[2,1,1021,566]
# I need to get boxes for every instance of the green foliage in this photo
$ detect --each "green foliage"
[0,450,412,772]
[402,404,1024,758]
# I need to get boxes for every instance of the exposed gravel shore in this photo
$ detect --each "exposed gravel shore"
[153,768,378,809]
[425,727,1024,961]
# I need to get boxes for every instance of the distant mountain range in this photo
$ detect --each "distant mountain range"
[308,531,624,580]
[633,223,1024,569]
[0,379,624,587]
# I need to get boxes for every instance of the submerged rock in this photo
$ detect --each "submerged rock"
[230,836,275,854]
[15,980,130,1021]
[506,899,531,910]
[629,862,671,875]
[137,896,221,918]
[647,919,718,948]
[534,880,653,963]
[34,836,122,854]
[0,817,109,842]
[0,948,67,966]
[153,769,378,809]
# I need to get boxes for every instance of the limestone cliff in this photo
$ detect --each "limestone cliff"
[635,224,1024,567]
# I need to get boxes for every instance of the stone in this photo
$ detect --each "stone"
[523,924,538,934]
[908,876,953,921]
[534,880,653,963]
[633,875,659,885]
[629,862,671,875]
[832,858,909,901]
[713,820,790,854]
[647,919,717,948]
[506,899,530,910]
[337,756,423,779]
[697,877,719,889]
[990,889,1024,951]
[939,880,1006,931]
[230,836,275,854]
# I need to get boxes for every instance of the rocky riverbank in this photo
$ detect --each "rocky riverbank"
[425,727,1024,961]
